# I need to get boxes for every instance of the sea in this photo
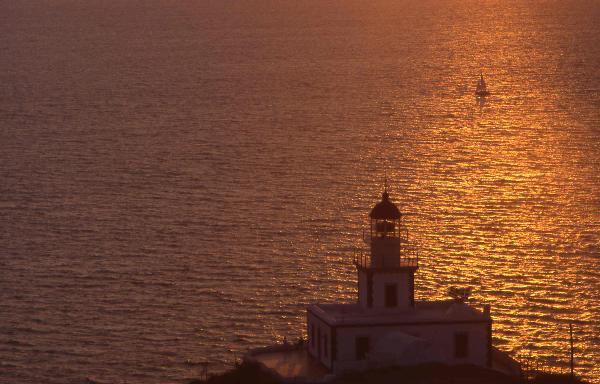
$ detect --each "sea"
[1,1,598,383]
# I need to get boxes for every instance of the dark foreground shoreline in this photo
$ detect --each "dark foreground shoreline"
[188,362,587,384]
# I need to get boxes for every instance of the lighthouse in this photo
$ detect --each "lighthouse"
[246,184,522,379]
[305,187,495,374]
[356,189,418,310]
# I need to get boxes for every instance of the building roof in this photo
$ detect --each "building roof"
[308,300,490,327]
[370,191,401,219]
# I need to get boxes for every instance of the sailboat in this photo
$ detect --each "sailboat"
[475,73,490,97]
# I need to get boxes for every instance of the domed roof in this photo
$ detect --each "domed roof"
[369,191,401,219]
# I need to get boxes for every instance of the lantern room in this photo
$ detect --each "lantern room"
[369,190,402,239]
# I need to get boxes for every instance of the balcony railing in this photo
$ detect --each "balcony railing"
[353,246,419,270]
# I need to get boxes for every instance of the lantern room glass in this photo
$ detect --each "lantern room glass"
[371,218,400,238]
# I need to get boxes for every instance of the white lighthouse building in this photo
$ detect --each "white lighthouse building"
[306,189,493,374]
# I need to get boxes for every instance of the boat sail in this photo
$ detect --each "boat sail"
[475,73,490,97]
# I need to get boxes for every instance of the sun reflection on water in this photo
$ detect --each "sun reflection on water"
[1,1,598,383]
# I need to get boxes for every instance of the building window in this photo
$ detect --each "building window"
[355,336,369,360]
[454,332,469,358]
[385,284,397,307]
[323,334,328,357]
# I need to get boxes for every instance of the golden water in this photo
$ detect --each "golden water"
[1,1,598,382]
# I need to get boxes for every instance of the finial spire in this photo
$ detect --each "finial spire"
[382,171,389,201]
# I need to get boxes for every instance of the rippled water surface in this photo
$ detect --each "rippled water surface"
[1,1,599,383]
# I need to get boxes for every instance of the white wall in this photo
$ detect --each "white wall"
[333,322,489,374]
[357,270,413,309]
[358,271,367,306]
[371,237,401,267]
[307,310,333,369]
[371,271,411,309]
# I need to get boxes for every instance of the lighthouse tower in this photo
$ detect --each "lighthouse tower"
[355,190,418,309]
[248,183,515,377]
[301,184,495,375]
